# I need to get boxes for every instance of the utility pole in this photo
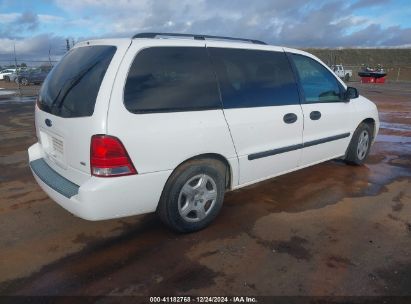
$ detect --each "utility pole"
[48,47,52,67]
[13,41,21,95]
[13,42,18,68]
[66,39,70,52]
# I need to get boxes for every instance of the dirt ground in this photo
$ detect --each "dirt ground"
[0,81,410,300]
[0,80,40,97]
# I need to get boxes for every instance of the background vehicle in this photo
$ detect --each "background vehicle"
[0,68,16,80]
[28,33,379,232]
[16,68,50,85]
[332,64,352,81]
[4,68,28,82]
[358,65,387,78]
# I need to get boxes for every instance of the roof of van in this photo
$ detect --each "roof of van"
[74,34,307,58]
[132,32,267,45]
[129,32,306,54]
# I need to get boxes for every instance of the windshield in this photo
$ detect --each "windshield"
[38,45,116,118]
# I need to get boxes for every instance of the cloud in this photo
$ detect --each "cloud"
[52,0,411,47]
[350,0,389,9]
[0,11,66,63]
[16,12,39,31]
[0,0,410,63]
[0,34,66,64]
[38,14,65,23]
[0,13,20,23]
[0,11,40,39]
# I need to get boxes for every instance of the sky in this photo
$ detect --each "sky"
[0,0,410,63]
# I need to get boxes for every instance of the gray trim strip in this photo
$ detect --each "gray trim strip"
[248,143,303,160]
[248,132,350,161]
[30,158,79,198]
[303,132,351,148]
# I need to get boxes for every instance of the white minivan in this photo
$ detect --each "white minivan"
[28,33,379,232]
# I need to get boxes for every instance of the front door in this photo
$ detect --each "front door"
[290,53,356,167]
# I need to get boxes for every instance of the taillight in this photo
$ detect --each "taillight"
[90,135,137,177]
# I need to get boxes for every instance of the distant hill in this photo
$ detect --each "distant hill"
[304,48,411,67]
[303,48,411,81]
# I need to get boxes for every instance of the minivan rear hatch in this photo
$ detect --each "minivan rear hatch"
[35,39,131,185]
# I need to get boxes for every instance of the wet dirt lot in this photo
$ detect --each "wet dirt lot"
[0,82,410,298]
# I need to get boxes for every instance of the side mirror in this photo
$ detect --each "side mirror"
[344,86,359,100]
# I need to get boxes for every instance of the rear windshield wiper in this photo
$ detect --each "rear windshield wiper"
[51,60,101,113]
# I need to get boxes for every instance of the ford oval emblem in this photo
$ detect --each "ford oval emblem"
[45,119,52,127]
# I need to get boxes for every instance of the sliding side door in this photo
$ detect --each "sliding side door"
[208,44,303,186]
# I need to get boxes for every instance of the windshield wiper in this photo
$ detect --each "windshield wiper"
[51,60,101,113]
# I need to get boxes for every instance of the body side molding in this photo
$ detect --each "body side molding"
[248,132,350,161]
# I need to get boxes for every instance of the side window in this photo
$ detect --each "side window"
[209,48,300,108]
[124,47,221,113]
[291,54,342,103]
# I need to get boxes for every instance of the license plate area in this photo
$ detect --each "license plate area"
[39,129,66,169]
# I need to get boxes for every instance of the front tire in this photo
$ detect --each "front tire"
[21,77,29,86]
[157,159,226,233]
[345,123,372,165]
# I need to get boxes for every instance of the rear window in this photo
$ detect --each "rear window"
[124,47,221,113]
[209,48,300,108]
[38,45,116,118]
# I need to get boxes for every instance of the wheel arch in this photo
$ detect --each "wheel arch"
[156,152,234,219]
[174,153,233,190]
[360,118,376,140]
[161,153,233,194]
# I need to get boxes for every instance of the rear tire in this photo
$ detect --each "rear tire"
[157,159,226,233]
[344,73,350,82]
[345,123,372,165]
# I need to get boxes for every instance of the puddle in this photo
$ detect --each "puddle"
[0,95,36,104]
[376,134,411,144]
[0,90,16,96]
[380,112,411,119]
[380,122,411,132]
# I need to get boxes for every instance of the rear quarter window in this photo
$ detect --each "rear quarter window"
[124,47,221,113]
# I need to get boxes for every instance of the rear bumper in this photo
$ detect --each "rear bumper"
[28,143,172,221]
[30,158,80,198]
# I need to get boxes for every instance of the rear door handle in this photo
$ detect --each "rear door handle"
[310,111,321,120]
[283,113,298,124]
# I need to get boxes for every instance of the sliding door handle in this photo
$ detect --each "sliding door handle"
[283,113,298,124]
[310,111,321,120]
